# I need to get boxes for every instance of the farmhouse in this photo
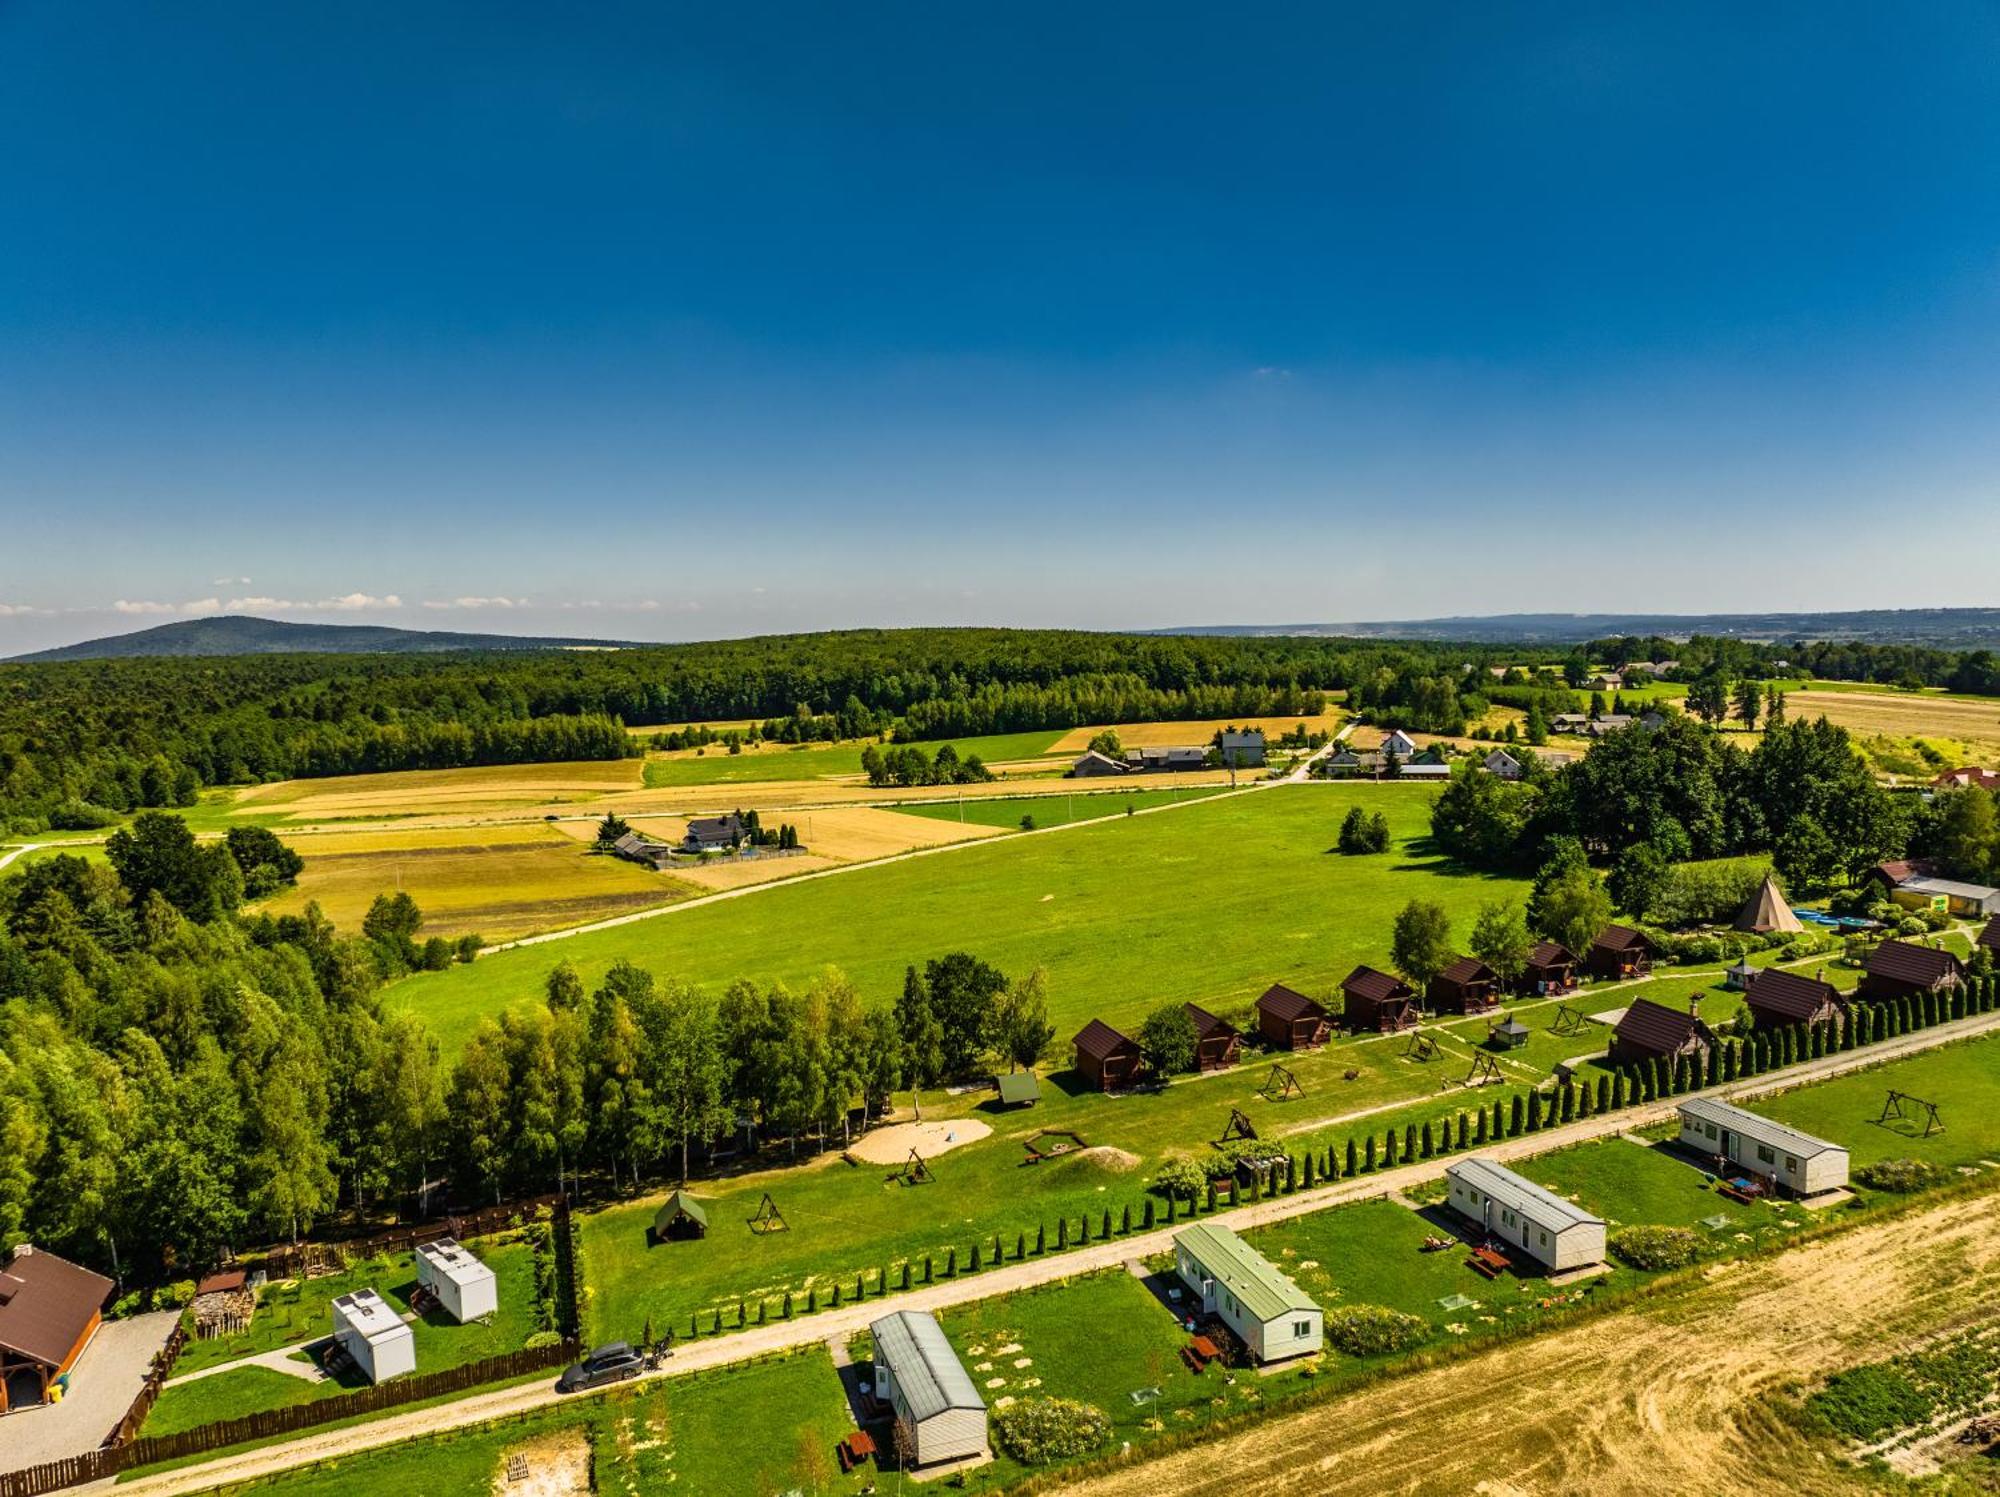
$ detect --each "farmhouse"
[1742,968,1846,1032]
[609,830,673,871]
[1859,940,1965,1003]
[1217,730,1266,767]
[414,1237,497,1324]
[1677,1097,1850,1197]
[1482,748,1524,780]
[1339,966,1419,1033]
[1522,941,1577,995]
[1324,748,1384,778]
[993,1071,1041,1108]
[0,1245,110,1413]
[1586,924,1653,981]
[330,1288,416,1384]
[1430,956,1499,1016]
[1585,714,1636,736]
[682,813,748,852]
[1379,729,1419,758]
[1444,1158,1606,1272]
[1609,997,1714,1069]
[1172,1223,1322,1365]
[1734,875,1803,935]
[1255,983,1331,1050]
[1184,1004,1241,1071]
[651,1191,708,1241]
[1068,749,1130,778]
[1072,1018,1142,1091]
[1933,767,2000,791]
[1550,714,1589,735]
[1126,746,1208,773]
[869,1310,988,1469]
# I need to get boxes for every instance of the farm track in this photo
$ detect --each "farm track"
[119,999,2000,1497]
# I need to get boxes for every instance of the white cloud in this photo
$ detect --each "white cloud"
[181,598,223,615]
[112,599,179,615]
[218,593,401,613]
[0,602,54,617]
[212,576,252,586]
[421,596,520,610]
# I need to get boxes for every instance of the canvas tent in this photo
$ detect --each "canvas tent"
[652,1191,709,1241]
[1734,875,1803,935]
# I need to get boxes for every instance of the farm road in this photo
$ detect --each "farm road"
[119,1000,2000,1497]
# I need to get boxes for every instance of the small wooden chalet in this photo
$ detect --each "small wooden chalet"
[1980,916,2000,958]
[0,1246,110,1413]
[1522,941,1577,995]
[1340,966,1419,1033]
[1608,997,1715,1069]
[1586,924,1654,981]
[1430,956,1499,1015]
[1072,1019,1142,1091]
[651,1191,709,1242]
[1255,984,1331,1050]
[1184,1004,1241,1072]
[1743,968,1847,1033]
[1858,940,1965,1004]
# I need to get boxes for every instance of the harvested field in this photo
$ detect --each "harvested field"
[1783,688,2000,768]
[603,806,999,893]
[1064,1185,2000,1497]
[1049,713,1343,753]
[235,760,645,821]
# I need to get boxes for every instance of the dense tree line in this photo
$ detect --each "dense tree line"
[1589,633,2000,695]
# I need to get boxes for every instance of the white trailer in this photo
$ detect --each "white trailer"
[414,1237,498,1323]
[330,1288,415,1384]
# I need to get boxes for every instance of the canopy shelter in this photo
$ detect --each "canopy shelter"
[652,1191,709,1242]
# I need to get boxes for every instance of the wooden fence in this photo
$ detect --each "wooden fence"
[102,1318,189,1449]
[256,1193,564,1280]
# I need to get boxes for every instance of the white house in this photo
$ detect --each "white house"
[869,1310,987,1468]
[1677,1097,1849,1197]
[1445,1157,1606,1272]
[1482,749,1524,780]
[414,1237,498,1324]
[1380,729,1419,758]
[1172,1222,1322,1364]
[330,1288,416,1383]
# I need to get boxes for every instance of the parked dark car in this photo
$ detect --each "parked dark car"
[556,1342,645,1393]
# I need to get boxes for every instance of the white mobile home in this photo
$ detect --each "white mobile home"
[330,1288,415,1383]
[1677,1097,1849,1197]
[869,1310,987,1469]
[414,1237,498,1324]
[1172,1222,1323,1364]
[1445,1157,1606,1272]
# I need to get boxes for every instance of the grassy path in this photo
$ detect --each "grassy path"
[124,1000,2000,1497]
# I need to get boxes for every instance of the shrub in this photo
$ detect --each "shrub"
[1323,1304,1429,1357]
[1807,1363,1936,1441]
[523,1329,564,1350]
[1608,1225,1702,1271]
[1855,1158,1940,1193]
[992,1396,1113,1464]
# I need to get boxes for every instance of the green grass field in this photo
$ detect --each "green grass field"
[1750,1029,2000,1173]
[641,730,1068,788]
[894,784,1233,831]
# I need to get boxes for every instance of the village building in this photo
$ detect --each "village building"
[1255,983,1331,1050]
[1430,956,1499,1015]
[1933,767,2000,791]
[1588,672,1625,692]
[869,1310,988,1469]
[1379,729,1419,758]
[1217,730,1266,767]
[1396,761,1451,780]
[414,1238,498,1324]
[1609,996,1715,1069]
[0,1245,110,1413]
[1550,713,1589,735]
[1482,748,1524,780]
[330,1288,416,1384]
[1742,968,1846,1033]
[1585,714,1636,736]
[1677,1097,1849,1197]
[1340,966,1419,1032]
[651,1191,709,1241]
[1858,940,1965,1003]
[1733,874,1803,935]
[1172,1223,1322,1365]
[1522,941,1577,995]
[1067,749,1130,778]
[609,830,674,870]
[1324,748,1384,778]
[1124,745,1208,773]
[1980,916,2000,958]
[1890,874,2000,919]
[1587,924,1654,981]
[1444,1158,1606,1272]
[681,813,749,853]
[1184,1004,1241,1071]
[1072,1018,1142,1091]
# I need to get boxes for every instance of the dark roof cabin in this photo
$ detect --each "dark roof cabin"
[1978,916,2000,957]
[1858,940,1965,1003]
[1522,941,1577,994]
[651,1191,709,1242]
[1340,966,1419,1033]
[1587,925,1654,981]
[0,1246,111,1412]
[1430,956,1498,1015]
[1073,1019,1141,1091]
[1609,997,1715,1068]
[1743,969,1847,1031]
[1255,984,1331,1050]
[1184,1004,1241,1072]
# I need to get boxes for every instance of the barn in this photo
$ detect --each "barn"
[1068,750,1129,778]
[1172,1223,1322,1365]
[1522,941,1577,995]
[1677,1097,1849,1197]
[1858,940,1965,1004]
[330,1288,416,1384]
[1444,1158,1606,1272]
[1587,925,1654,981]
[1608,997,1715,1069]
[1072,1019,1142,1091]
[0,1245,110,1413]
[1431,956,1499,1015]
[1742,968,1846,1033]
[869,1310,988,1469]
[1255,984,1330,1050]
[414,1237,498,1324]
[1184,1004,1241,1072]
[1339,966,1419,1033]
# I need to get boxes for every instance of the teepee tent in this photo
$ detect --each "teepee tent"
[1735,875,1804,935]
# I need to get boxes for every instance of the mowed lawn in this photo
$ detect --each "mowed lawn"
[387,784,1528,1054]
[894,784,1233,831]
[641,730,1069,788]
[1750,1030,2000,1173]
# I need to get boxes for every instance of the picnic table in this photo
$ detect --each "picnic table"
[838,1431,878,1472]
[1467,1245,1511,1279]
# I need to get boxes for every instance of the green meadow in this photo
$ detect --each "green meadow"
[894,783,1233,830]
[640,729,1069,788]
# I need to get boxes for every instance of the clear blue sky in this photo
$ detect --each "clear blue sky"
[5,2,2000,651]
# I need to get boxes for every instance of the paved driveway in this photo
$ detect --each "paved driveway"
[0,1310,179,1474]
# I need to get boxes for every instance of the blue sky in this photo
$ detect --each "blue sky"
[5,2,2000,651]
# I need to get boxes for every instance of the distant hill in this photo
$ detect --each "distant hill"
[11,615,636,662]
[1164,608,2000,649]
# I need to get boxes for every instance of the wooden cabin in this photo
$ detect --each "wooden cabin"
[1255,984,1331,1050]
[1522,941,1577,995]
[1072,1019,1142,1091]
[1981,916,2000,958]
[1858,940,1965,1004]
[1184,1004,1241,1072]
[1743,968,1847,1033]
[1340,966,1419,1033]
[1608,997,1715,1069]
[1587,924,1654,981]
[1431,956,1499,1015]
[0,1246,110,1413]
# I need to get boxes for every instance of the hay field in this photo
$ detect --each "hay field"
[1785,687,2000,766]
[234,759,645,821]
[603,806,1001,892]
[1049,712,1343,753]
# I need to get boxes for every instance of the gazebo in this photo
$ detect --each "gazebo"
[1487,1014,1531,1051]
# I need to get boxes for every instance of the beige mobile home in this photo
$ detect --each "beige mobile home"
[1172,1222,1322,1364]
[869,1310,988,1468]
[1677,1097,1849,1197]
[1445,1157,1606,1272]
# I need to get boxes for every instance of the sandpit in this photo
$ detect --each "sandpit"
[848,1118,993,1165]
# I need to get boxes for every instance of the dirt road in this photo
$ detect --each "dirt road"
[1067,1188,2000,1497]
